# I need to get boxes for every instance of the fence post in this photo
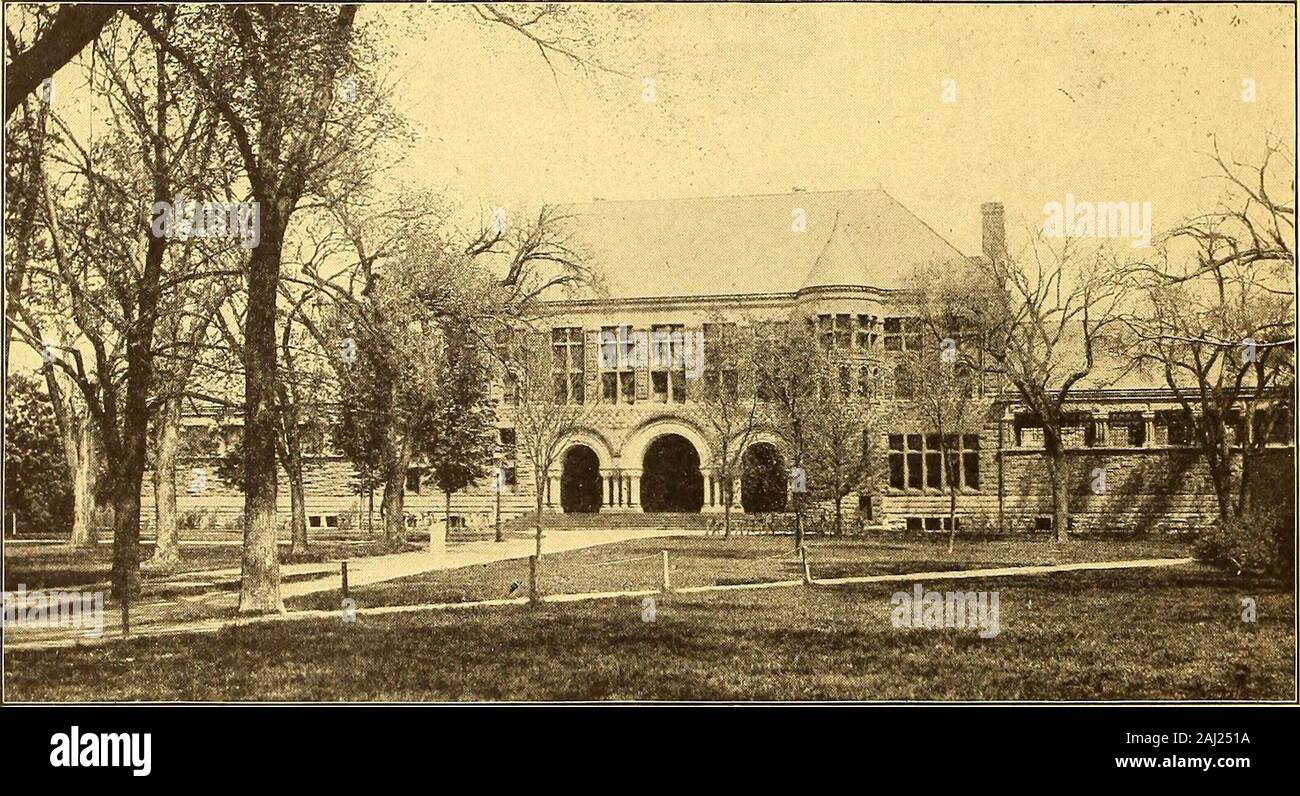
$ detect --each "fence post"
[341,560,349,599]
[661,550,671,593]
[800,547,811,585]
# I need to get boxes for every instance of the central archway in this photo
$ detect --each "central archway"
[640,434,704,513]
[560,445,602,513]
[742,441,787,513]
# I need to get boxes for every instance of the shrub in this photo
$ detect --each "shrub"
[1193,504,1294,580]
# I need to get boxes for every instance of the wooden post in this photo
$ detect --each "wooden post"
[661,550,671,592]
[800,547,811,585]
[341,560,349,599]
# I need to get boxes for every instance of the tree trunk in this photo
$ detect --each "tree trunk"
[444,489,452,543]
[531,483,544,604]
[723,481,733,539]
[109,474,143,601]
[380,423,409,545]
[239,223,284,614]
[146,398,181,568]
[1048,444,1070,543]
[68,420,96,549]
[948,486,958,555]
[834,494,843,536]
[288,468,308,555]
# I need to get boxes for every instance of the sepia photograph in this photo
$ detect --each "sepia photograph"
[0,0,1295,751]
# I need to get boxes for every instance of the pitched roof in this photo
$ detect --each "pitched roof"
[557,189,971,300]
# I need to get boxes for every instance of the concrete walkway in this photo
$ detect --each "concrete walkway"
[4,553,1194,651]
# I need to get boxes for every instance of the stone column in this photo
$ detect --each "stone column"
[701,467,724,514]
[1142,411,1156,448]
[626,469,641,509]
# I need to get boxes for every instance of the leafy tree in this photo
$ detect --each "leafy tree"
[3,374,73,535]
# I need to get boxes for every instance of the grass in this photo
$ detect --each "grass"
[3,539,416,592]
[285,535,1193,612]
[6,543,1289,701]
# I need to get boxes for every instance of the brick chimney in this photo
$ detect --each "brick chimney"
[981,201,1006,261]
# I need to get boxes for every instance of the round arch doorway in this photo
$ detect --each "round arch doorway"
[560,445,602,513]
[640,434,704,513]
[741,442,787,513]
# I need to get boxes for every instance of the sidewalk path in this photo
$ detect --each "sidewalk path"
[4,553,1194,651]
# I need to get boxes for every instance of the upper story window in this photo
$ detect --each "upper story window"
[1155,409,1193,446]
[883,317,923,352]
[650,324,688,403]
[1108,412,1145,446]
[551,327,585,404]
[599,325,637,404]
[855,314,878,351]
[817,314,853,349]
[702,323,739,402]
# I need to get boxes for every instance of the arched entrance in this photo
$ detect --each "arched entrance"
[560,445,602,513]
[742,442,787,513]
[640,434,704,512]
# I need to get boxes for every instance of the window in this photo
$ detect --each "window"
[702,323,738,402]
[599,325,637,404]
[857,366,876,397]
[883,317,923,352]
[816,314,854,349]
[894,363,914,399]
[551,327,585,404]
[325,515,339,528]
[888,433,981,491]
[650,324,688,403]
[309,516,322,528]
[1156,409,1193,445]
[501,371,518,406]
[1108,412,1145,446]
[855,314,878,350]
[838,365,852,396]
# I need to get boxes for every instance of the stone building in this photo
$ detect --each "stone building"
[149,189,1292,538]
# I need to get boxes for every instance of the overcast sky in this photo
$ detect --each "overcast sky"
[383,2,1294,254]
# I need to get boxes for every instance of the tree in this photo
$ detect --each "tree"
[509,332,594,602]
[419,320,498,545]
[695,318,760,538]
[970,238,1122,542]
[897,264,992,552]
[3,374,73,535]
[754,315,822,551]
[6,14,241,599]
[1119,141,1295,528]
[807,352,878,538]
[129,3,397,612]
[4,4,118,119]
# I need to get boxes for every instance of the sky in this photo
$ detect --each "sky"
[378,2,1295,255]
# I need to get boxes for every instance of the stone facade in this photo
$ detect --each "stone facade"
[143,190,1293,538]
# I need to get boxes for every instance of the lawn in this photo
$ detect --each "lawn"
[285,534,1194,612]
[5,554,1291,701]
[3,538,417,592]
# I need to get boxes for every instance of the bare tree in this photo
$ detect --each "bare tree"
[971,238,1122,542]
[509,332,595,603]
[694,317,761,538]
[897,265,992,552]
[1118,140,1295,525]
